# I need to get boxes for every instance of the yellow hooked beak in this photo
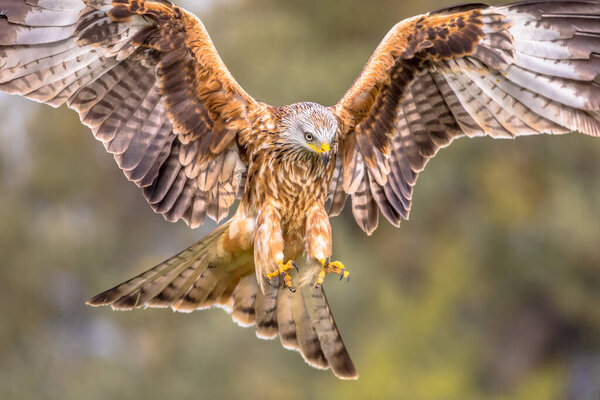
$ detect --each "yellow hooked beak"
[308,143,331,165]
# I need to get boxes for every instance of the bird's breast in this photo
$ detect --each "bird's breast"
[246,151,333,254]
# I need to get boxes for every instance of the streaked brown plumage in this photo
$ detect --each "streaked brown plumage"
[0,0,599,379]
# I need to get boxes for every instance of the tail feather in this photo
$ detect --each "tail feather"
[254,285,279,339]
[305,286,358,379]
[231,275,258,327]
[141,254,204,308]
[171,265,223,312]
[207,270,241,310]
[276,288,300,351]
[289,288,329,370]
[87,222,358,379]
[145,254,208,309]
[87,223,229,309]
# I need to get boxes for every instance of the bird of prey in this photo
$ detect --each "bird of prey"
[0,0,599,379]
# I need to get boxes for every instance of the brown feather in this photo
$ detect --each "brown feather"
[331,1,600,232]
[0,0,260,226]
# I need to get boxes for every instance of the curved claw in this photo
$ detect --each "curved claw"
[280,271,296,292]
[316,258,350,287]
[266,260,298,291]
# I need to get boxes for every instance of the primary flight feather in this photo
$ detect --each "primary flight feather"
[0,0,599,379]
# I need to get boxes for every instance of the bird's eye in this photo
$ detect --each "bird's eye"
[304,132,314,141]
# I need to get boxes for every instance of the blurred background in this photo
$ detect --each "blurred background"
[1,0,600,399]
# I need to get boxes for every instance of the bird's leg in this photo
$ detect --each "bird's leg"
[255,202,297,291]
[266,260,299,292]
[305,204,349,288]
[316,257,350,288]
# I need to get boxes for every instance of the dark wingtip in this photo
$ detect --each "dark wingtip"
[86,287,125,307]
[85,292,111,307]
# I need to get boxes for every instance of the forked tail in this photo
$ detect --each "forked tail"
[87,222,357,379]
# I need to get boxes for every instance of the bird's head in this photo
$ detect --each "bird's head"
[280,102,337,166]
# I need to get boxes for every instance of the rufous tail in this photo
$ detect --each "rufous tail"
[87,222,357,379]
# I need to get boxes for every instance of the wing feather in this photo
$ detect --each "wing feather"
[332,0,600,233]
[0,0,262,227]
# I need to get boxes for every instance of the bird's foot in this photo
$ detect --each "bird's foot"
[266,260,299,292]
[316,258,350,288]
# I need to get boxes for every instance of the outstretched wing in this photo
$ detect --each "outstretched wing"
[0,0,265,227]
[330,0,600,234]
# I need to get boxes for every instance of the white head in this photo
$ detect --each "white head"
[279,102,338,165]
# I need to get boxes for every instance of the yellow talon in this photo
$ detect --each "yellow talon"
[316,258,350,288]
[266,260,299,292]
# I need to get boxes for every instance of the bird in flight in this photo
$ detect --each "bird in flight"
[0,0,599,379]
